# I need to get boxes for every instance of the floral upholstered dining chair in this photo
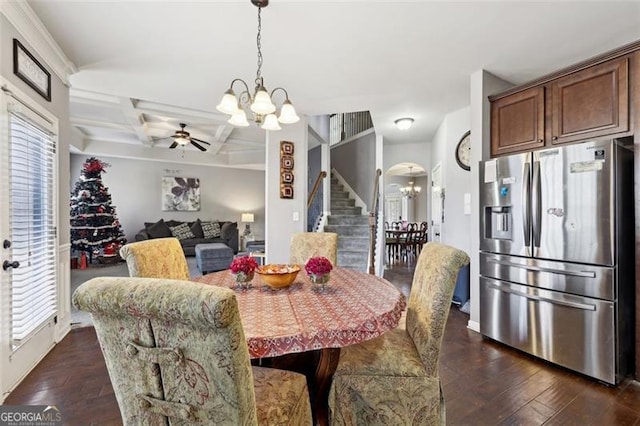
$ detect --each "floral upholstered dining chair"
[328,242,470,425]
[119,237,190,280]
[289,232,338,266]
[73,276,312,425]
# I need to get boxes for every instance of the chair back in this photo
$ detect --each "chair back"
[73,276,258,425]
[406,242,469,376]
[289,232,338,266]
[120,237,190,280]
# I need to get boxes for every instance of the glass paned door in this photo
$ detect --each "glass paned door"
[1,84,58,400]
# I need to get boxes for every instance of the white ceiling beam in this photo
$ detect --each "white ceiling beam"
[208,124,235,155]
[135,100,228,123]
[119,97,153,146]
[70,88,121,105]
[70,117,133,132]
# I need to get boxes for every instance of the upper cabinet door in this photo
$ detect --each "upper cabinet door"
[491,86,545,157]
[550,57,629,145]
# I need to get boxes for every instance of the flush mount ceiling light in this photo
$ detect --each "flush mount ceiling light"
[394,117,414,130]
[400,166,421,198]
[216,0,299,131]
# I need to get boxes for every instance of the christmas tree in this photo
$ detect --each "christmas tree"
[70,157,126,263]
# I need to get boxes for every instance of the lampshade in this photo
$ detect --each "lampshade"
[251,87,276,114]
[278,100,300,124]
[228,109,250,127]
[261,113,282,131]
[241,213,254,223]
[174,136,190,146]
[395,117,414,130]
[216,89,240,115]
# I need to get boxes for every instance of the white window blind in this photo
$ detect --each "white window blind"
[8,107,57,346]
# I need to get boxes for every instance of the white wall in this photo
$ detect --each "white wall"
[265,119,308,263]
[468,70,514,330]
[429,107,471,254]
[70,155,266,243]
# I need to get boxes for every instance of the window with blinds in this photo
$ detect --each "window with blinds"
[8,108,57,348]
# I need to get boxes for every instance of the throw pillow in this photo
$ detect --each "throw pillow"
[146,219,172,239]
[190,219,204,239]
[221,221,238,240]
[170,223,196,240]
[201,221,221,239]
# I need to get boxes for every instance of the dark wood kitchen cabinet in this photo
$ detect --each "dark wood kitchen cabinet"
[549,57,628,145]
[491,86,545,156]
[490,56,631,157]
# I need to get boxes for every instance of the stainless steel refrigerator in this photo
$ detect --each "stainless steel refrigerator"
[479,138,634,385]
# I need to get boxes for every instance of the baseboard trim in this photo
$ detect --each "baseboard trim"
[467,320,480,333]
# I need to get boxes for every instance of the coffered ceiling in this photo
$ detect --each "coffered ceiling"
[24,1,640,169]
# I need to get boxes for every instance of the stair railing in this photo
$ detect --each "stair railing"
[307,171,327,231]
[368,168,382,275]
[308,171,327,209]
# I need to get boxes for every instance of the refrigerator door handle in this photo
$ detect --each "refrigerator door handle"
[532,160,542,248]
[522,162,531,247]
[487,258,597,278]
[488,283,596,311]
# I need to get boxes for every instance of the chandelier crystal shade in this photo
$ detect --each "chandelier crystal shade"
[400,166,421,198]
[216,0,299,131]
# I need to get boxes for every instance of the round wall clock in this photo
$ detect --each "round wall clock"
[455,131,471,171]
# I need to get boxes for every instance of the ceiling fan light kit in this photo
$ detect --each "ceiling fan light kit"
[166,123,212,151]
[217,0,299,130]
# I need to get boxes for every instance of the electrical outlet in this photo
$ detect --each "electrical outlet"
[293,211,299,221]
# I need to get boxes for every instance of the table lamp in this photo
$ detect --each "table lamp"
[241,213,254,238]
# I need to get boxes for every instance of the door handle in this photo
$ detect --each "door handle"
[3,260,20,271]
[522,162,531,247]
[532,160,541,248]
[488,283,596,311]
[487,258,596,278]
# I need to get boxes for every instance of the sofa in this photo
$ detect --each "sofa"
[135,218,239,256]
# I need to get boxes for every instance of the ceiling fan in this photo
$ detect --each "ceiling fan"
[163,123,211,152]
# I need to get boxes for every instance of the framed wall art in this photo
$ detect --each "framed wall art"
[280,141,294,199]
[162,176,201,211]
[13,39,51,102]
[281,141,294,155]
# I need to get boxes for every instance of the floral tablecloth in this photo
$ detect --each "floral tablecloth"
[193,267,406,359]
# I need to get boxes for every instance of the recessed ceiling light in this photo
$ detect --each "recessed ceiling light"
[394,117,414,130]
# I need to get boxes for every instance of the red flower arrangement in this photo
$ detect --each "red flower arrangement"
[230,256,259,275]
[305,256,333,276]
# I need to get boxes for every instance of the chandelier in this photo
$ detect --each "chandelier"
[216,0,299,131]
[400,166,421,198]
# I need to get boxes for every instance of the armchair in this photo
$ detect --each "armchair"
[289,232,338,266]
[328,242,470,425]
[119,237,190,280]
[73,276,312,425]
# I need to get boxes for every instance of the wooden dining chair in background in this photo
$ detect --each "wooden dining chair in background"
[328,242,470,425]
[73,276,313,425]
[119,237,190,280]
[289,232,338,266]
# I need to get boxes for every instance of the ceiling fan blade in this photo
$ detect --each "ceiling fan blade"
[190,140,207,151]
[169,141,178,149]
[190,137,211,146]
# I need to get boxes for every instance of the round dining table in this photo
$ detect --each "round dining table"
[193,267,406,425]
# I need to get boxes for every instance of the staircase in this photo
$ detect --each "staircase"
[324,174,369,272]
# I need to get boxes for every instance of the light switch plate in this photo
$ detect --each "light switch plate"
[293,211,299,221]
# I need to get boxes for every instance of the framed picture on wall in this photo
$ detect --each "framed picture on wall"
[281,155,294,170]
[281,141,294,155]
[162,176,201,211]
[13,39,51,102]
[280,184,293,199]
[281,171,294,184]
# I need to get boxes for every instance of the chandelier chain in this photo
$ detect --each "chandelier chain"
[255,6,263,87]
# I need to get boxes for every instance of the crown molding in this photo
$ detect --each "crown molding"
[1,0,76,86]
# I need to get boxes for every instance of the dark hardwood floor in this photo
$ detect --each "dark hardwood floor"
[5,260,640,425]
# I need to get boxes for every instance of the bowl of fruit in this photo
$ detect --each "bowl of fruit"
[256,264,301,289]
